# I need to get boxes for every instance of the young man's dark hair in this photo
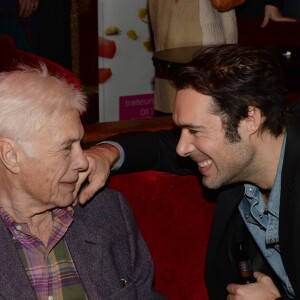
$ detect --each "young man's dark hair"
[172,44,289,142]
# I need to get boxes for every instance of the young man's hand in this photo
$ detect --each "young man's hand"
[73,144,120,205]
[226,272,281,299]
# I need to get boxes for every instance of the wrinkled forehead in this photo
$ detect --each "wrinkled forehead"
[27,109,83,146]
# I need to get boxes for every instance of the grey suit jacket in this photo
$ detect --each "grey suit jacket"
[0,188,165,300]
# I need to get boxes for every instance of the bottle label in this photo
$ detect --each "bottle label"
[238,260,252,271]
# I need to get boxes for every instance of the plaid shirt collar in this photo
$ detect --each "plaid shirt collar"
[0,205,74,247]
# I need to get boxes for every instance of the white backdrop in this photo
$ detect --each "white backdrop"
[98,0,155,121]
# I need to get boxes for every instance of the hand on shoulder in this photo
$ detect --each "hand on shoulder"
[73,143,120,205]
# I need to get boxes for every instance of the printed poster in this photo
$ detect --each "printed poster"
[98,0,155,121]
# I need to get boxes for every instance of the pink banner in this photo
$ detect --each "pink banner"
[119,93,154,120]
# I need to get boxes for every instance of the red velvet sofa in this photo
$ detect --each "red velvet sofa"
[109,171,216,300]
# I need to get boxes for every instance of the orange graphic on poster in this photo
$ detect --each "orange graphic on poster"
[98,37,116,58]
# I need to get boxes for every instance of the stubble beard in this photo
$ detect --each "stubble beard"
[201,143,254,190]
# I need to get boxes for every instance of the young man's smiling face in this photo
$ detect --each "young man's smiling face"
[173,88,255,189]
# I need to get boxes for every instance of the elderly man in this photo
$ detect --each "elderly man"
[79,45,300,299]
[0,65,164,300]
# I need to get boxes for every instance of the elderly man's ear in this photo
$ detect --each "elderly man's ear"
[0,139,20,174]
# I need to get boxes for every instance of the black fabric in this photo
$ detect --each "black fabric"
[230,211,288,296]
[205,112,300,299]
[37,0,71,69]
[109,129,197,176]
[281,0,300,21]
[236,0,282,19]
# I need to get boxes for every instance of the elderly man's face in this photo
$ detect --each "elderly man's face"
[18,109,88,213]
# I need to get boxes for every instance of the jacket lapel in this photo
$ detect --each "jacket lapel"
[206,185,244,260]
[0,219,36,299]
[65,217,105,299]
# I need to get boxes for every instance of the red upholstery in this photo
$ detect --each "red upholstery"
[0,34,80,89]
[109,171,216,300]
[237,19,300,47]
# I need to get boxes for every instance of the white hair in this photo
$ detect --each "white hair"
[0,64,87,142]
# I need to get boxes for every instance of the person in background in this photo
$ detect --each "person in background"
[78,44,300,299]
[0,0,39,52]
[0,64,164,300]
[148,0,237,114]
[0,0,71,69]
[236,0,297,27]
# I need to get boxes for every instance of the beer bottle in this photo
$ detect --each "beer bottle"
[236,243,256,284]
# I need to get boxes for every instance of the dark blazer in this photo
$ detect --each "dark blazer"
[205,121,300,300]
[0,188,165,300]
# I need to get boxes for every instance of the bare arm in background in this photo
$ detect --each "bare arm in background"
[261,4,296,28]
[19,0,39,18]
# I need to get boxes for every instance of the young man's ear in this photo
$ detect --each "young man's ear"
[244,106,264,134]
[0,139,20,174]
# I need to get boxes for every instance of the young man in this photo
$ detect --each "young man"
[80,44,300,299]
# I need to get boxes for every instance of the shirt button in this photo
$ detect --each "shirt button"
[48,296,53,300]
[16,225,22,231]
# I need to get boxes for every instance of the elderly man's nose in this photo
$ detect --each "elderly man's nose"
[75,148,89,171]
